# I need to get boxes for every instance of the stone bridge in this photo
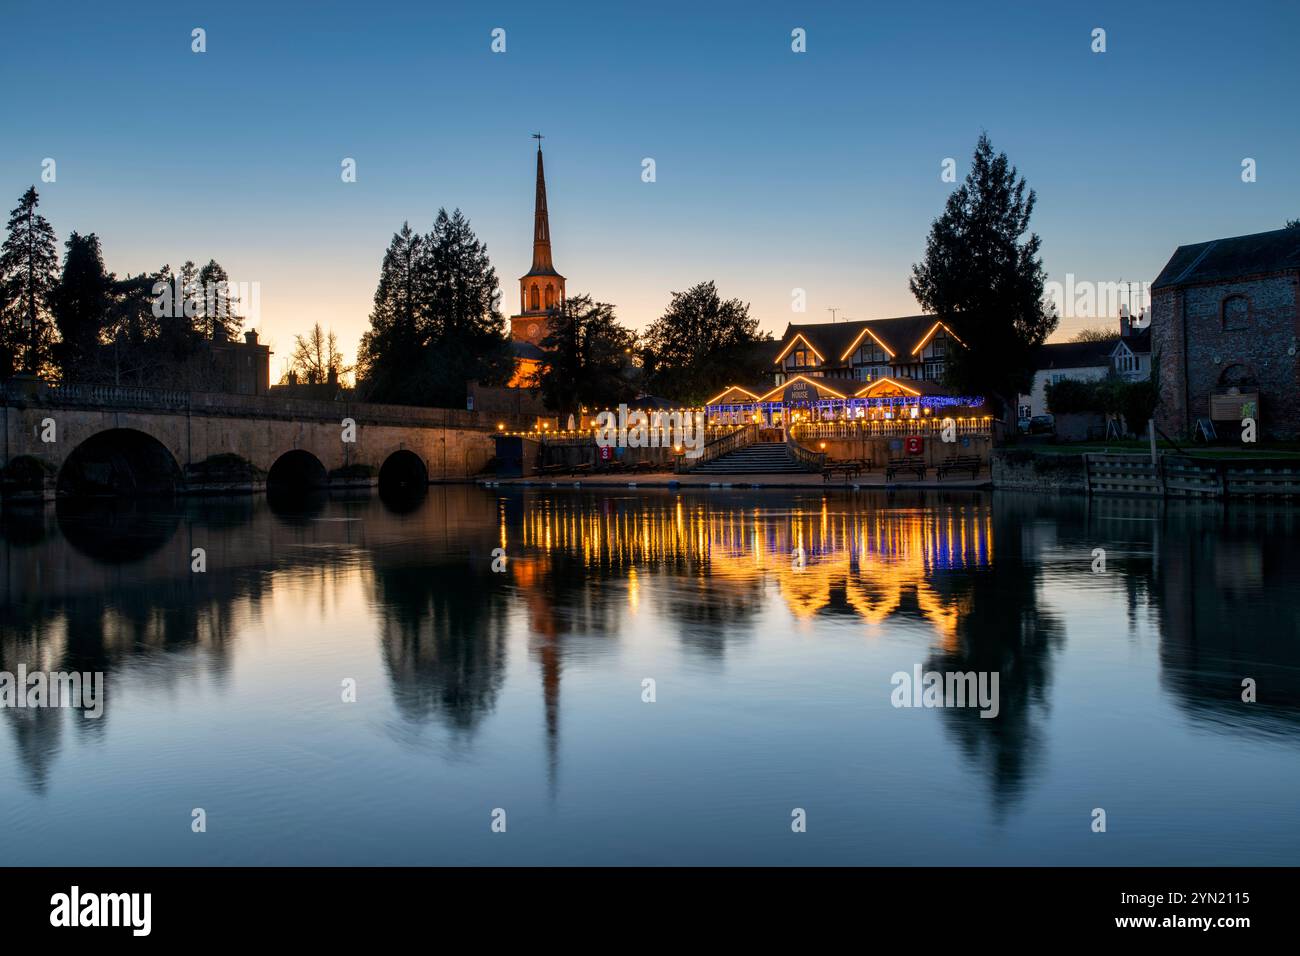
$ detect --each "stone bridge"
[1,381,512,498]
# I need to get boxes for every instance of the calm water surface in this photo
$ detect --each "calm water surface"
[1,486,1297,865]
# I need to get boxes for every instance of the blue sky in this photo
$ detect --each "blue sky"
[3,0,1298,375]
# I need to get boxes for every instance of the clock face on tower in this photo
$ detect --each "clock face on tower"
[527,323,539,339]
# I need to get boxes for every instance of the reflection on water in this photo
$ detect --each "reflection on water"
[0,487,1296,865]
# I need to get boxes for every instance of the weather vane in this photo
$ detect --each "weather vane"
[531,132,544,146]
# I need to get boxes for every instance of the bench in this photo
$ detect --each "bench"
[570,462,594,476]
[885,457,927,481]
[537,462,567,476]
[822,461,863,482]
[936,455,981,480]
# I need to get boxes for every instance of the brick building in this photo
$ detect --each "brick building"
[1150,227,1300,439]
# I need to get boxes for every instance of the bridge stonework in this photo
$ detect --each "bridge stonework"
[1,383,510,498]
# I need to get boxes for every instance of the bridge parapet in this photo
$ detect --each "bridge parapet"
[2,381,519,430]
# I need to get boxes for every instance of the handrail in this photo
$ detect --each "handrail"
[677,423,755,472]
[785,428,828,471]
[791,418,991,439]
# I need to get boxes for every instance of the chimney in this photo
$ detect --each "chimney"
[1120,309,1131,338]
[327,367,338,387]
[245,329,259,345]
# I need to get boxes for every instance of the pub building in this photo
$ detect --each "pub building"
[706,314,989,432]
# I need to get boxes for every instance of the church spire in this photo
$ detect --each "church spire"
[529,133,555,273]
[514,135,565,333]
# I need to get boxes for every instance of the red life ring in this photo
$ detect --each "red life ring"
[905,436,923,455]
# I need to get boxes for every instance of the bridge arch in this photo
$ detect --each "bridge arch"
[267,449,327,491]
[378,449,429,493]
[57,428,182,497]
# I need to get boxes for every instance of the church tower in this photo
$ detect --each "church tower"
[511,135,566,348]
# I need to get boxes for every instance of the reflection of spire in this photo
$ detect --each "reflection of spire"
[538,635,561,797]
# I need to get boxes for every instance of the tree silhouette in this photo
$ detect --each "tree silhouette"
[641,280,764,403]
[287,322,350,385]
[51,232,112,382]
[538,293,636,417]
[910,134,1056,418]
[357,210,510,406]
[0,186,59,377]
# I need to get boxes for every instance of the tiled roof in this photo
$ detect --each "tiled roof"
[1114,326,1151,354]
[777,314,941,363]
[1033,340,1113,371]
[1151,228,1300,290]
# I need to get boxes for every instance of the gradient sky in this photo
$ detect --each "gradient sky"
[4,0,1298,377]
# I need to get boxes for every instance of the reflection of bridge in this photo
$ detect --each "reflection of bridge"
[1,382,505,497]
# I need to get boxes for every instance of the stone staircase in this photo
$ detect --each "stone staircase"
[690,441,817,475]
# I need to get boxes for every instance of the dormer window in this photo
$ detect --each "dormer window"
[923,328,949,359]
[785,346,820,368]
[1113,344,1138,374]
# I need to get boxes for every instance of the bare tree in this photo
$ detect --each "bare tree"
[287,323,351,385]
[1070,326,1119,344]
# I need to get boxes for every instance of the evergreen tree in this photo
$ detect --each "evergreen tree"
[103,269,169,385]
[0,186,59,377]
[909,133,1056,418]
[538,294,636,417]
[422,208,511,406]
[51,232,112,382]
[356,222,428,402]
[358,211,510,406]
[641,280,761,403]
[195,258,241,340]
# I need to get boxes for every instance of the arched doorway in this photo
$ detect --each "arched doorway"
[57,428,182,497]
[1218,364,1258,388]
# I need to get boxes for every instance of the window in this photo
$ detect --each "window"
[1223,295,1249,331]
[1113,345,1138,374]
[785,346,819,369]
[854,364,889,381]
[545,284,555,309]
[850,342,889,367]
[924,328,949,359]
[530,285,540,311]
[924,359,945,381]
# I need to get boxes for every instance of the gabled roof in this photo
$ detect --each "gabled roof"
[776,314,941,365]
[1111,326,1151,355]
[1151,228,1300,291]
[756,374,849,403]
[1033,340,1113,371]
[854,376,951,397]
